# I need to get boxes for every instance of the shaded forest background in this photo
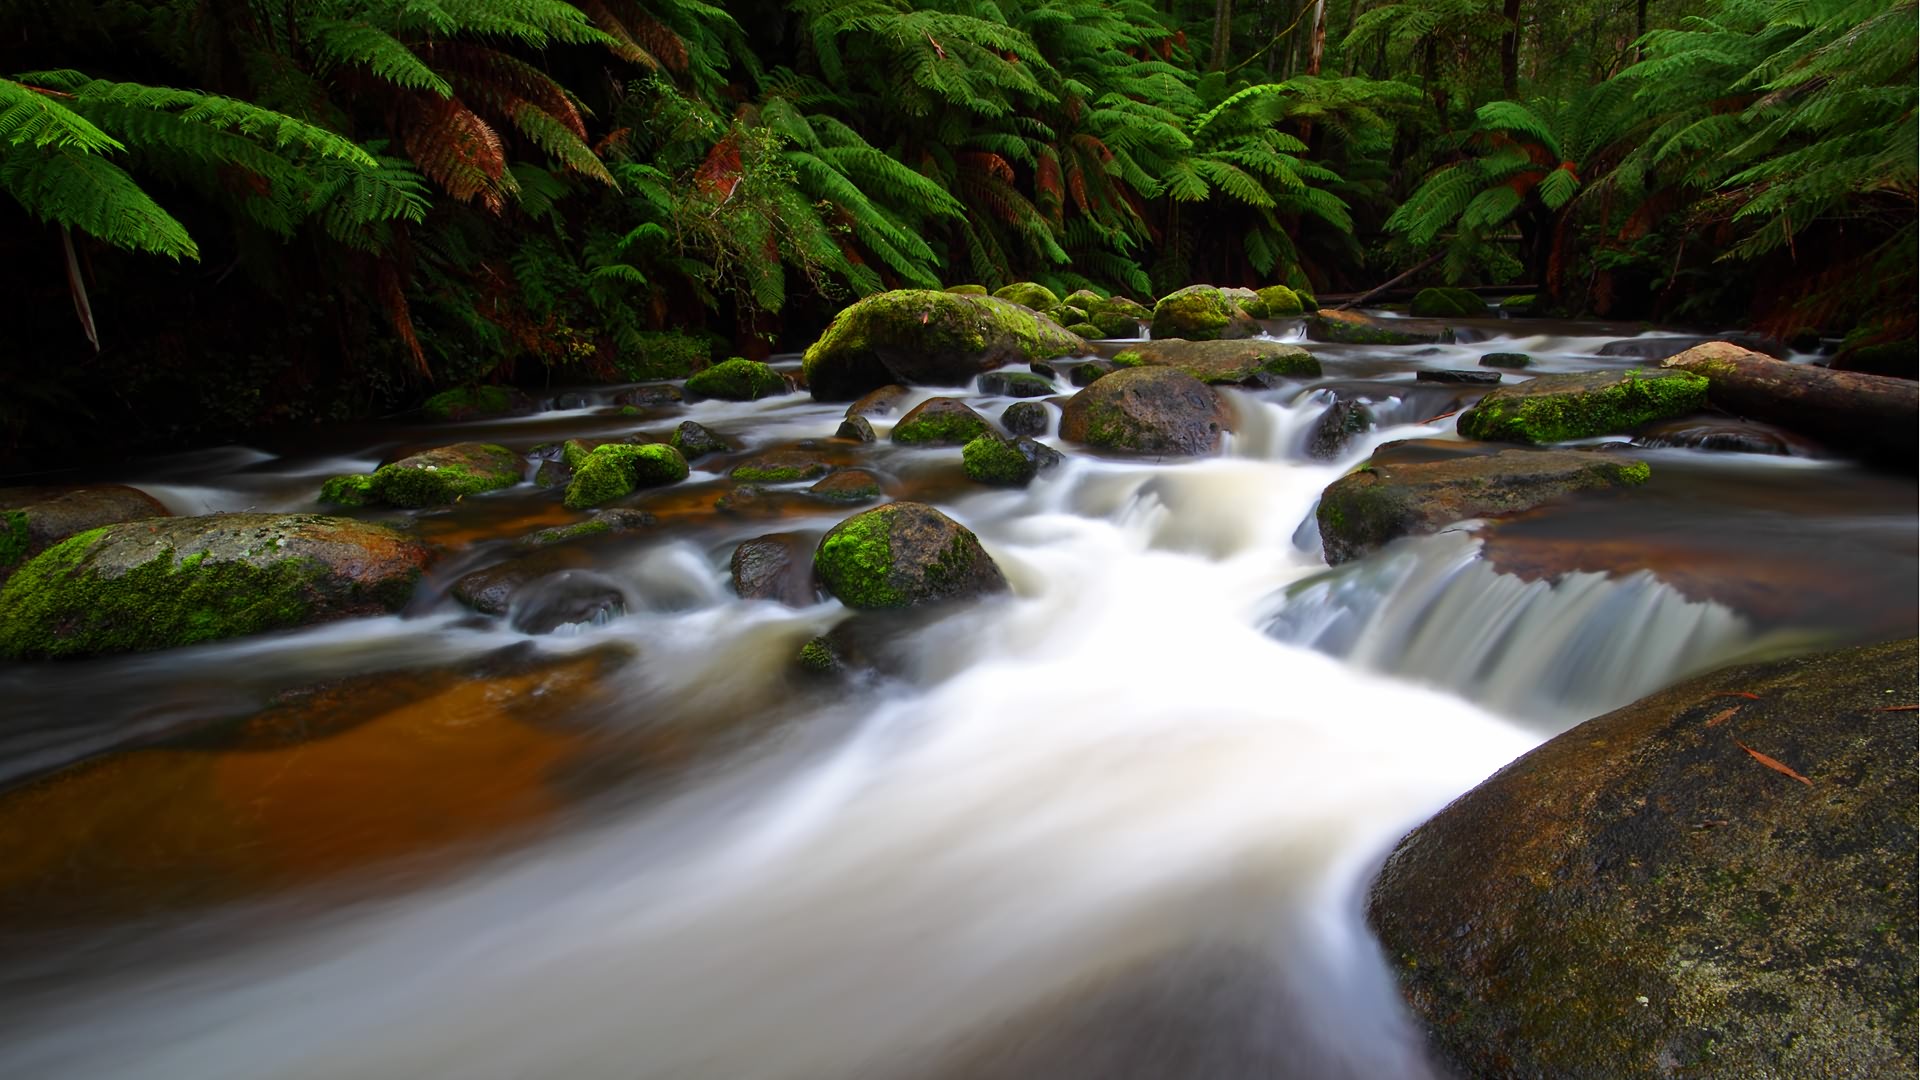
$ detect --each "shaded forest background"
[1,0,1913,471]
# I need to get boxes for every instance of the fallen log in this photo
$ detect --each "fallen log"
[1661,341,1917,469]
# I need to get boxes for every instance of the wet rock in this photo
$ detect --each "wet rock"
[944,283,989,296]
[452,549,584,615]
[506,570,626,633]
[1408,286,1491,318]
[1498,293,1537,315]
[1059,367,1236,456]
[813,502,1008,610]
[0,485,170,579]
[1480,352,1531,369]
[369,443,521,508]
[834,415,876,443]
[1315,448,1650,564]
[993,281,1060,311]
[962,434,1063,487]
[514,508,656,550]
[846,384,912,419]
[1829,338,1916,378]
[891,397,992,445]
[730,532,818,606]
[0,513,434,659]
[1305,310,1455,346]
[1255,284,1305,317]
[1069,360,1118,386]
[1629,416,1820,456]
[802,290,1086,400]
[685,358,787,401]
[1029,360,1059,379]
[1457,368,1709,444]
[729,449,835,484]
[420,385,532,421]
[1369,637,1917,1080]
[318,474,376,507]
[1661,341,1918,468]
[1308,399,1375,460]
[614,383,683,407]
[1416,369,1502,385]
[809,469,884,504]
[1149,284,1259,341]
[669,421,729,460]
[1598,332,1787,361]
[563,444,688,509]
[1110,339,1319,386]
[978,371,1056,398]
[532,460,571,489]
[1001,400,1050,437]
[1089,309,1143,338]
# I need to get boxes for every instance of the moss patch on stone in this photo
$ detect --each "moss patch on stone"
[993,282,1060,310]
[686,357,786,400]
[562,444,688,509]
[370,443,520,508]
[962,435,1034,486]
[1257,285,1304,317]
[318,474,375,508]
[1480,352,1532,369]
[944,283,988,296]
[0,509,28,570]
[814,510,905,609]
[1458,369,1710,444]
[802,290,1085,400]
[892,399,991,445]
[1150,284,1236,340]
[796,635,841,673]
[732,461,831,483]
[1410,286,1491,318]
[422,385,517,421]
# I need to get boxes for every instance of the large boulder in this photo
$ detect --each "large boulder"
[1149,284,1258,341]
[1661,341,1918,468]
[1305,309,1454,346]
[1457,368,1709,444]
[0,514,433,659]
[0,485,170,580]
[891,397,992,445]
[368,443,521,508]
[563,444,688,509]
[1315,448,1650,564]
[1058,367,1236,456]
[1256,284,1305,317]
[992,282,1060,311]
[685,358,787,400]
[1110,339,1320,385]
[1370,637,1917,1079]
[813,502,1008,610]
[802,290,1086,400]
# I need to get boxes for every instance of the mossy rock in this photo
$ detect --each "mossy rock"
[834,415,877,443]
[962,434,1064,487]
[0,513,433,659]
[1308,399,1375,461]
[0,485,171,579]
[891,397,991,445]
[809,469,884,504]
[614,383,684,407]
[1257,285,1304,318]
[1499,293,1538,314]
[1097,296,1152,320]
[845,384,912,418]
[1410,286,1491,318]
[813,502,1008,610]
[1089,310,1143,338]
[1370,636,1918,1080]
[1305,310,1454,346]
[318,474,375,508]
[1109,339,1320,386]
[1150,284,1258,341]
[685,357,787,401]
[1062,288,1105,310]
[1001,400,1050,437]
[1315,448,1650,564]
[992,282,1060,310]
[1068,359,1118,386]
[562,444,688,510]
[730,449,834,484]
[370,443,521,508]
[1059,367,1235,456]
[421,385,530,422]
[669,421,729,460]
[803,290,1087,400]
[978,371,1055,398]
[514,509,656,551]
[1480,352,1532,369]
[1052,304,1091,326]
[1457,369,1709,444]
[944,284,989,296]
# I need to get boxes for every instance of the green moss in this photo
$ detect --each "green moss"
[1262,350,1320,377]
[892,407,989,445]
[562,444,689,510]
[1307,315,1438,346]
[731,462,829,483]
[614,330,708,381]
[1480,352,1532,369]
[1616,460,1651,485]
[1150,285,1234,340]
[1090,310,1142,338]
[993,282,1060,310]
[318,474,375,508]
[814,510,905,609]
[1295,290,1318,311]
[1500,293,1538,312]
[1411,287,1491,318]
[1458,370,1710,444]
[962,435,1035,486]
[1,509,29,569]
[370,444,519,508]
[1257,285,1304,317]
[945,284,989,296]
[1111,350,1145,367]
[686,357,786,400]
[562,439,594,470]
[1064,321,1103,338]
[617,405,643,417]
[796,635,841,674]
[422,385,514,421]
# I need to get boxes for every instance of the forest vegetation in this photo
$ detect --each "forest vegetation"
[2,0,1913,469]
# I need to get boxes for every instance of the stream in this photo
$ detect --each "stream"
[0,316,1911,1078]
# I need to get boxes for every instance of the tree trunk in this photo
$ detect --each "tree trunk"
[1424,37,1447,125]
[1211,0,1234,71]
[1499,0,1522,98]
[1342,0,1365,74]
[1635,0,1650,61]
[1662,343,1920,469]
[1306,0,1328,74]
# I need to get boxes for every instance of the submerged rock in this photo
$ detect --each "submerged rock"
[506,570,626,634]
[1457,368,1709,444]
[813,502,1008,610]
[0,485,170,579]
[514,509,656,550]
[1068,360,1118,386]
[1149,284,1258,341]
[669,421,729,460]
[1058,367,1235,456]
[614,383,683,407]
[1315,448,1650,564]
[730,532,818,606]
[1370,637,1917,1080]
[962,434,1062,487]
[1305,310,1454,346]
[685,358,787,401]
[1110,339,1319,385]
[891,397,992,445]
[563,444,688,509]
[0,513,433,659]
[1001,400,1051,437]
[845,384,912,419]
[802,290,1086,400]
[1308,399,1375,460]
[729,449,834,483]
[978,371,1055,398]
[1416,369,1502,385]
[1480,352,1531,369]
[834,415,876,443]
[369,443,521,508]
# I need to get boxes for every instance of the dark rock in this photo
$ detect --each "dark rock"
[962,434,1063,486]
[1316,449,1651,564]
[729,449,835,483]
[834,415,877,443]
[514,509,656,550]
[1149,284,1259,341]
[730,532,818,606]
[1370,637,1917,1080]
[614,384,684,407]
[1598,332,1787,361]
[845,384,912,418]
[1059,367,1236,456]
[891,397,992,445]
[0,513,434,659]
[1068,360,1118,386]
[813,502,1009,610]
[1305,310,1455,346]
[1001,400,1050,437]
[1629,416,1821,456]
[978,371,1056,398]
[1308,399,1375,460]
[1480,352,1532,369]
[1110,338,1319,385]
[506,570,626,633]
[669,421,729,460]
[533,460,571,488]
[1662,341,1918,468]
[1829,338,1916,378]
[0,485,170,580]
[452,548,586,615]
[1029,360,1059,379]
[809,469,884,504]
[1457,368,1710,444]
[1416,369,1503,385]
[801,290,1086,400]
[370,443,521,508]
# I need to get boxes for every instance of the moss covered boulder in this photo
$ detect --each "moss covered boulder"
[1059,367,1236,456]
[0,485,170,580]
[945,283,989,296]
[369,443,521,508]
[992,282,1060,310]
[668,421,729,460]
[1409,286,1491,318]
[1256,285,1305,317]
[1110,339,1320,386]
[685,357,787,400]
[1457,368,1709,444]
[1370,637,1918,1079]
[1148,284,1258,341]
[562,444,688,510]
[802,290,1086,400]
[891,397,992,445]
[813,502,1008,610]
[420,385,532,422]
[729,449,835,483]
[1305,309,1455,346]
[962,434,1064,487]
[0,513,433,660]
[1089,309,1143,339]
[978,371,1055,398]
[318,474,376,507]
[1316,448,1649,564]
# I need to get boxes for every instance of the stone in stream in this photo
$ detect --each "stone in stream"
[730,532,818,606]
[1416,369,1502,385]
[669,421,729,460]
[1456,368,1709,444]
[1089,309,1143,339]
[685,358,787,401]
[0,485,170,580]
[506,570,627,634]
[729,449,836,484]
[1369,636,1917,1080]
[1315,448,1650,564]
[420,385,532,421]
[1408,286,1492,318]
[1304,309,1454,347]
[514,508,657,550]
[813,502,1008,610]
[961,435,1063,487]
[614,383,683,407]
[0,513,434,660]
[1110,339,1320,386]
[808,469,884,504]
[1068,360,1118,386]
[802,290,1086,400]
[992,281,1060,311]
[1255,284,1306,317]
[1660,341,1919,468]
[1598,332,1787,361]
[845,384,912,419]
[977,371,1055,398]
[1058,367,1236,456]
[1479,352,1531,369]
[1149,284,1259,341]
[1001,400,1051,437]
[1628,416,1821,457]
[834,415,877,443]
[1307,399,1375,460]
[891,397,992,445]
[563,444,689,510]
[368,442,522,508]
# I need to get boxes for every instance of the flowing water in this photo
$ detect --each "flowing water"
[0,316,1911,1078]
